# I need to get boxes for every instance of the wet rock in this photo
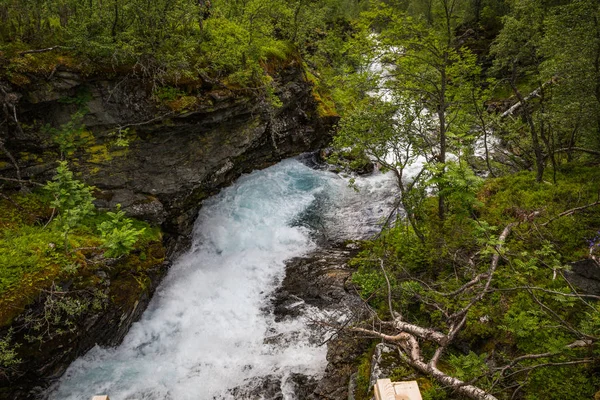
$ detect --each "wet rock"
[319,147,376,175]
[228,373,319,400]
[97,188,167,225]
[273,247,359,320]
[565,259,600,295]
[2,244,168,400]
[4,63,337,255]
[311,333,369,400]
[0,61,337,399]
[272,245,370,400]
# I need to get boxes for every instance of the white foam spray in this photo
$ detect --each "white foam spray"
[48,158,396,400]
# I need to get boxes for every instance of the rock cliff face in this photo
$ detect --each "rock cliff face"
[0,60,336,398]
[5,59,336,252]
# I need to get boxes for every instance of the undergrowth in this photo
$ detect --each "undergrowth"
[0,188,161,328]
[350,165,600,399]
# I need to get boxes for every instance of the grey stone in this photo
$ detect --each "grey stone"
[565,259,600,295]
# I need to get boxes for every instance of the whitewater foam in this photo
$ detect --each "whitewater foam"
[48,158,396,400]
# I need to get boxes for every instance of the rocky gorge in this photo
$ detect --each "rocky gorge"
[0,58,340,398]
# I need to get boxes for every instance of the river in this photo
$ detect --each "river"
[47,156,396,400]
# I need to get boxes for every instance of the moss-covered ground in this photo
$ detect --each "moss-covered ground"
[350,164,600,400]
[0,190,162,328]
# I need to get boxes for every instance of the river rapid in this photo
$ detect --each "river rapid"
[48,156,396,400]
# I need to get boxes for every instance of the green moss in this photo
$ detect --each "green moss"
[348,164,600,399]
[86,144,113,164]
[355,342,376,400]
[479,166,600,259]
[0,189,164,328]
[84,140,130,171]
[303,62,339,118]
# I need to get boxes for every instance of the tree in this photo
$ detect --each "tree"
[491,0,600,182]
[490,0,548,182]
[338,209,599,399]
[335,1,484,223]
[541,0,600,159]
[334,97,431,242]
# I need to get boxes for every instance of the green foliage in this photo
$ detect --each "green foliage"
[43,111,89,157]
[352,269,386,300]
[20,283,107,344]
[154,86,186,102]
[98,206,145,258]
[0,161,160,326]
[480,167,600,258]
[0,0,365,87]
[430,160,484,216]
[350,166,600,399]
[0,330,20,374]
[113,127,131,148]
[0,225,66,294]
[45,161,95,238]
[524,364,599,400]
[354,344,375,400]
[448,351,490,382]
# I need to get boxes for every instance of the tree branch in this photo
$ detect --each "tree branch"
[540,200,600,226]
[553,147,600,157]
[18,46,71,56]
[0,176,44,187]
[500,76,558,119]
[380,258,397,320]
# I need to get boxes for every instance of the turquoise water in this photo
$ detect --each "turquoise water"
[48,158,396,400]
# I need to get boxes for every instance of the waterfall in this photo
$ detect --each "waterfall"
[48,157,396,400]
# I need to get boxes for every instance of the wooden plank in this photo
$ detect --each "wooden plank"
[91,396,110,400]
[374,379,423,400]
[374,379,396,400]
[393,380,423,400]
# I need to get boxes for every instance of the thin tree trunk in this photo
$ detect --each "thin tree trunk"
[438,65,447,221]
[594,15,600,148]
[537,85,556,182]
[472,90,496,177]
[510,65,544,182]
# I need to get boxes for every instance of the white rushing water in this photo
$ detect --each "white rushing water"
[49,158,396,400]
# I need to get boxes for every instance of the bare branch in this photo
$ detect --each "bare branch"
[500,76,558,119]
[436,273,489,297]
[553,147,600,157]
[495,339,593,374]
[493,286,600,301]
[541,201,600,226]
[449,223,515,322]
[527,289,598,341]
[114,112,175,132]
[0,176,44,187]
[501,359,593,381]
[18,46,71,56]
[396,344,499,400]
[380,258,397,320]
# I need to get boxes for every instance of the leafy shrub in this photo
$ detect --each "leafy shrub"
[43,112,89,157]
[0,330,20,375]
[98,206,145,258]
[45,161,95,239]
